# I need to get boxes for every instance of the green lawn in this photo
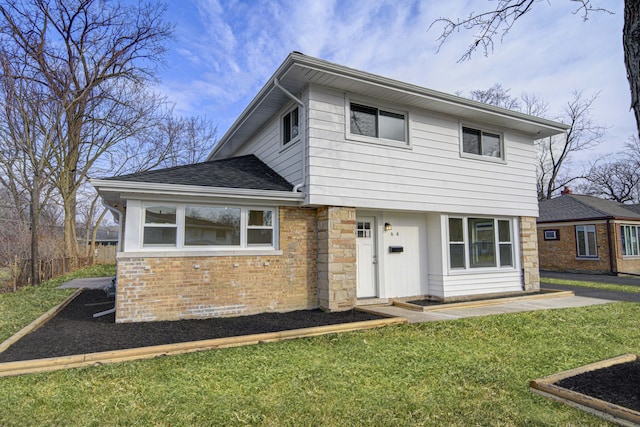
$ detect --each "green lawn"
[542,276,640,293]
[1,269,638,426]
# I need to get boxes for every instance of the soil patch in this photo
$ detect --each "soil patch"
[407,290,557,307]
[556,360,640,412]
[0,290,383,363]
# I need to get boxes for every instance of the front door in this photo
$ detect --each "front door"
[356,217,377,298]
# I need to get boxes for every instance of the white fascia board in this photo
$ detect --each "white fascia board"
[91,179,305,205]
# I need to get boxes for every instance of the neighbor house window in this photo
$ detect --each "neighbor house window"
[575,224,597,257]
[621,224,640,256]
[543,229,559,240]
[447,216,514,270]
[282,107,299,145]
[143,205,177,247]
[349,102,406,142]
[462,126,502,159]
[142,203,276,250]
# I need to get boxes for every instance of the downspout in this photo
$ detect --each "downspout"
[273,77,306,193]
[607,219,617,275]
[102,199,123,253]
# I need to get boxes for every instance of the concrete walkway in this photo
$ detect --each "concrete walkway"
[363,295,615,323]
[58,276,113,289]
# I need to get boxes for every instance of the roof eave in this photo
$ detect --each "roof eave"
[91,179,304,204]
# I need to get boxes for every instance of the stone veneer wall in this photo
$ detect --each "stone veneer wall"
[115,206,318,323]
[520,216,540,291]
[537,222,612,274]
[316,206,357,311]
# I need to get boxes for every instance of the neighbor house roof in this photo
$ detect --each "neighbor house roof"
[208,52,570,160]
[92,155,303,206]
[538,194,640,223]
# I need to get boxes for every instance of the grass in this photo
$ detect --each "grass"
[0,264,115,343]
[542,276,640,294]
[0,273,638,425]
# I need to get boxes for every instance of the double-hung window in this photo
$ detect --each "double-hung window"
[462,126,502,159]
[575,225,597,258]
[448,217,514,270]
[142,204,276,250]
[621,224,640,256]
[349,102,406,142]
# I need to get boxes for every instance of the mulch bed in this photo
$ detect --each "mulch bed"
[0,289,383,363]
[556,360,640,412]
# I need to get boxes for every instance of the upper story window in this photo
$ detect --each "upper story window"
[462,126,503,160]
[621,224,640,256]
[349,102,406,143]
[282,107,299,146]
[142,203,277,250]
[575,224,597,258]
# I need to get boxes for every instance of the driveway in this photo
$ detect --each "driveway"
[541,271,640,303]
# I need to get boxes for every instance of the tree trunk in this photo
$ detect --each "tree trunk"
[29,179,40,286]
[624,0,640,138]
[63,196,78,267]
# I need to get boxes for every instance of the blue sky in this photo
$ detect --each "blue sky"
[157,0,631,163]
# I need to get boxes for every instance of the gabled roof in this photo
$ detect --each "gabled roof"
[538,194,640,223]
[102,155,292,191]
[209,52,570,160]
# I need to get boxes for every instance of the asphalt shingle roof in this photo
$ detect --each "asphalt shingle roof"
[538,194,640,223]
[103,155,293,192]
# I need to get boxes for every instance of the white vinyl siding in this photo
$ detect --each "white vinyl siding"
[306,87,539,217]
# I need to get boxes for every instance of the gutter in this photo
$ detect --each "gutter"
[273,77,306,193]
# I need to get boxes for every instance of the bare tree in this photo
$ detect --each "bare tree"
[430,1,640,140]
[0,0,172,265]
[537,91,605,199]
[582,157,640,203]
[469,83,522,110]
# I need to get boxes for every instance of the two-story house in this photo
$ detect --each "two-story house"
[92,52,569,323]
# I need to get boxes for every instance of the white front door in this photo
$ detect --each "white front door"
[356,217,377,298]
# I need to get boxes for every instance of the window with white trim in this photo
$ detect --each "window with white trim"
[447,216,515,270]
[282,107,299,146]
[575,224,597,258]
[462,126,503,159]
[621,224,640,256]
[142,203,276,249]
[349,102,406,142]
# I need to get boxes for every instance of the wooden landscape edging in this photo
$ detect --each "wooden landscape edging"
[530,354,640,427]
[0,289,83,354]
[0,316,407,378]
[394,289,575,312]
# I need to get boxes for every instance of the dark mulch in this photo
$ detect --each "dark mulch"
[407,290,557,307]
[0,290,383,363]
[556,360,640,412]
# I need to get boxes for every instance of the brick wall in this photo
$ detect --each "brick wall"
[537,222,612,274]
[115,206,318,323]
[317,206,357,311]
[519,216,540,291]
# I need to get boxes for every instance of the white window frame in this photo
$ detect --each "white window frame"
[575,224,597,258]
[141,202,278,251]
[543,229,559,240]
[621,224,640,257]
[460,124,505,163]
[281,106,300,147]
[346,98,410,148]
[446,216,517,272]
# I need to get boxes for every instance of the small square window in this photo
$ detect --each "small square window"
[543,229,559,240]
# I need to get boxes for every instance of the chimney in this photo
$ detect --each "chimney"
[561,186,573,195]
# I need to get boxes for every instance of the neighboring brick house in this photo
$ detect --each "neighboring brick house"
[538,191,640,275]
[92,52,569,323]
